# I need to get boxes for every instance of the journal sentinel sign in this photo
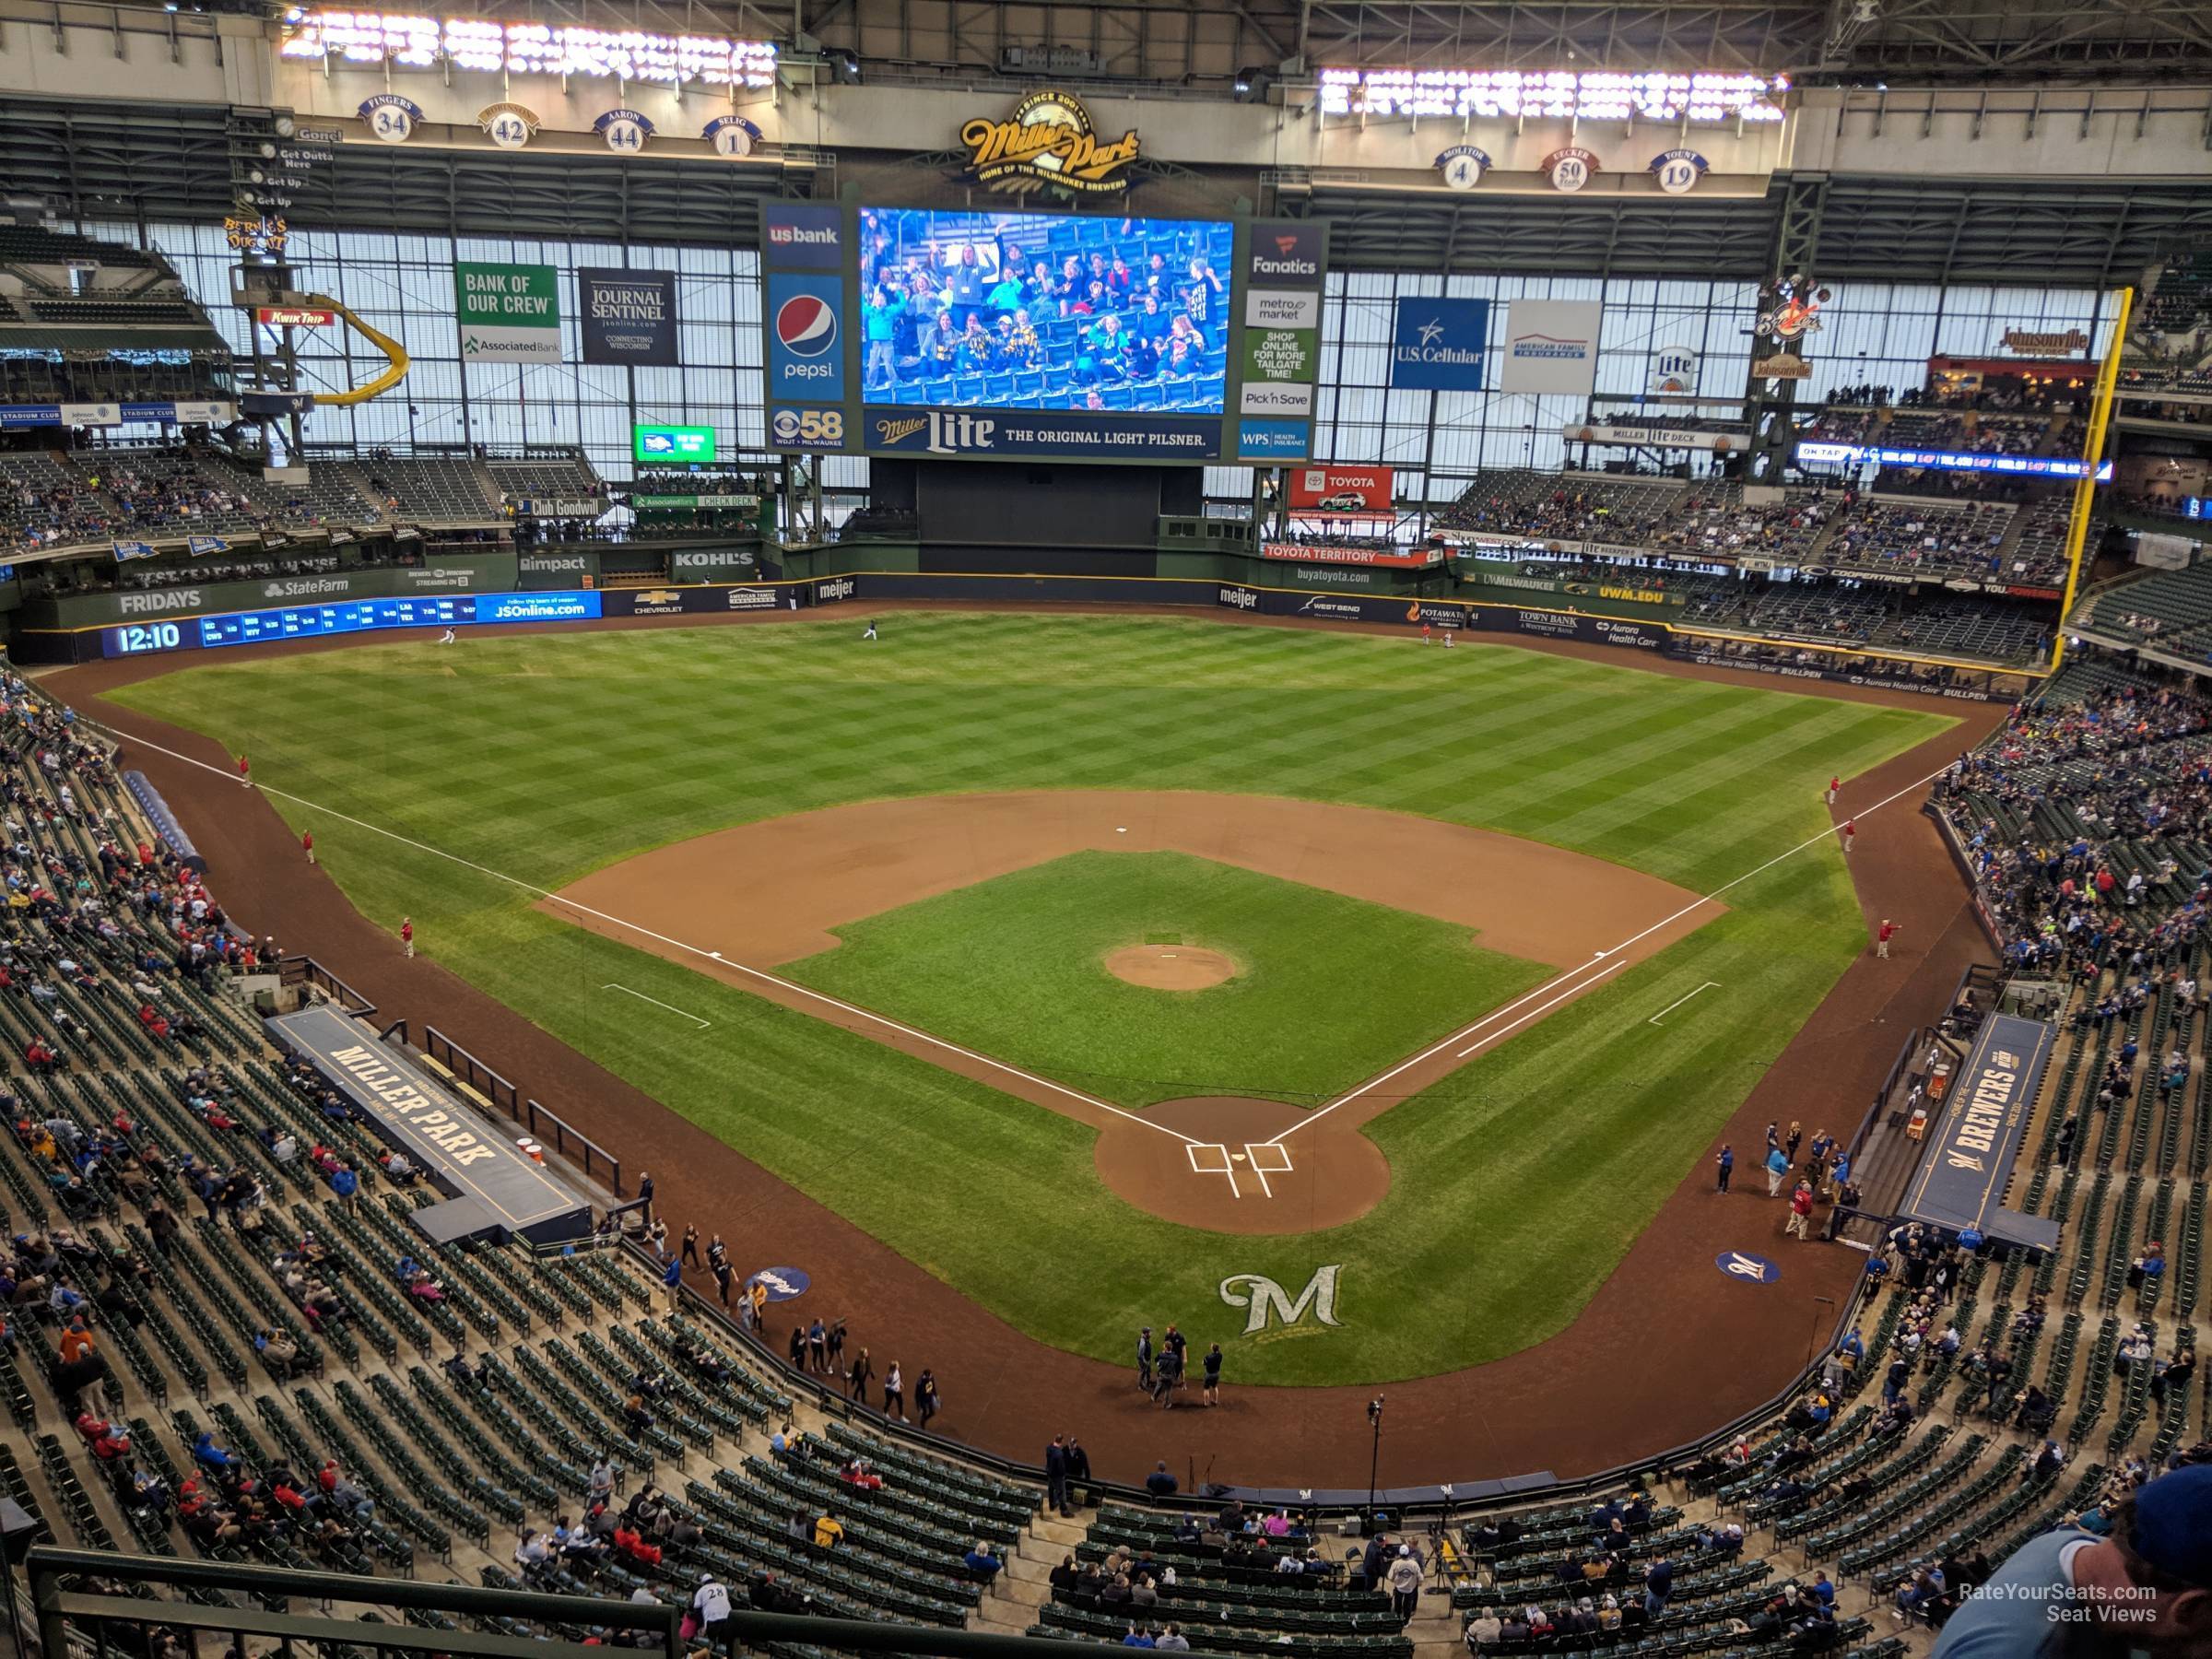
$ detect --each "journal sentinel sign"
[1388,298,1489,390]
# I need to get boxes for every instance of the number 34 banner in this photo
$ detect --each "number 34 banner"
[455,262,564,364]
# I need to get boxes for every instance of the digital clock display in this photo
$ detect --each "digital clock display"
[100,589,603,658]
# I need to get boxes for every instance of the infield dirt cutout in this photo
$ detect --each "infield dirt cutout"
[546,791,1716,1235]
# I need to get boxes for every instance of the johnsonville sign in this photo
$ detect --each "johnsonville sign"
[2000,327,2090,356]
[959,90,1139,195]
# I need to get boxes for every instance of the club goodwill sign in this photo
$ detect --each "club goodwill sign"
[579,268,678,366]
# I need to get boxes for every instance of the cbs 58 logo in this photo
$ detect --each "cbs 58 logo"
[772,408,843,446]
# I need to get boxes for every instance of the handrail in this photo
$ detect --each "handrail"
[422,1024,623,1195]
[25,1543,1219,1659]
[277,953,379,1018]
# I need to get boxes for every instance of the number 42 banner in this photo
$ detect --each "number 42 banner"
[455,262,564,363]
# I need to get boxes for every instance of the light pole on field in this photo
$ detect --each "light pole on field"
[1365,1395,1385,1528]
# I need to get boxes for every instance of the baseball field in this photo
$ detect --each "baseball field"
[106,610,1954,1385]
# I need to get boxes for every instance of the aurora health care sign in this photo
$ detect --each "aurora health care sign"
[455,262,563,364]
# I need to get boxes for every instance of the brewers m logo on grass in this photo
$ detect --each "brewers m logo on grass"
[960,90,1138,196]
[1219,1265,1344,1337]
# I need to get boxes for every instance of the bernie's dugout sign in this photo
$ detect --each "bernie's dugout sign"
[266,1006,592,1245]
[1898,1013,2060,1252]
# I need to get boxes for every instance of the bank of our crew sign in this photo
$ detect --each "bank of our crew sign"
[454,262,564,364]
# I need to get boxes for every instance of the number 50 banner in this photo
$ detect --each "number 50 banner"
[455,262,564,364]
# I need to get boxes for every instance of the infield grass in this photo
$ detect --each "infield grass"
[106,611,1953,1384]
[782,849,1551,1109]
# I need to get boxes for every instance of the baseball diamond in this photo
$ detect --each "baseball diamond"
[97,609,1953,1396]
[10,29,2212,1654]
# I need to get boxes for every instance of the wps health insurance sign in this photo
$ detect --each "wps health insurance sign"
[455,262,562,363]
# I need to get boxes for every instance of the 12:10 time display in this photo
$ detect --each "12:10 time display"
[100,590,604,657]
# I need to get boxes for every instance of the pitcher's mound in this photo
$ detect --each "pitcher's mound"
[1105,944,1236,991]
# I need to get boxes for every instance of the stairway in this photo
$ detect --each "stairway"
[969,1512,1087,1636]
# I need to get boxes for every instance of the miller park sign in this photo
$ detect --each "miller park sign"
[959,89,1139,195]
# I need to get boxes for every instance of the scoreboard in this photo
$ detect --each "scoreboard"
[102,590,601,658]
[759,201,1327,466]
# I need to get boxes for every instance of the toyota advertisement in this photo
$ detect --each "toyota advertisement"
[1288,466,1394,513]
[760,202,1325,463]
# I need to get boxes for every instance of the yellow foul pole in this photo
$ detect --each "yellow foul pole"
[2048,285,2133,676]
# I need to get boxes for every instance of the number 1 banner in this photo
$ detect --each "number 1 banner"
[455,262,563,364]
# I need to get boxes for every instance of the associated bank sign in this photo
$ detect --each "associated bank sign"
[1388,297,1489,390]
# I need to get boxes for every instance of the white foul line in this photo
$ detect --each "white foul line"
[92,723,1205,1149]
[1457,961,1625,1056]
[1648,982,1723,1027]
[1265,759,1954,1147]
[601,982,712,1030]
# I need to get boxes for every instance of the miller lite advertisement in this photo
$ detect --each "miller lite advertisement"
[1288,466,1394,514]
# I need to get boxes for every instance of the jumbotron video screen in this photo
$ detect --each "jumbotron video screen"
[760,201,1326,464]
[857,206,1234,415]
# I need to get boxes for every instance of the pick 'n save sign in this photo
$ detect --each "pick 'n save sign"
[454,262,563,363]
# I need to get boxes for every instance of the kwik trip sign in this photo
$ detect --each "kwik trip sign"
[959,90,1139,195]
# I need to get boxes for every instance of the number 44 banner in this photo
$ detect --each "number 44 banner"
[455,262,564,363]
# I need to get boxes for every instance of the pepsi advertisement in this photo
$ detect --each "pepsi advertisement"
[766,274,845,403]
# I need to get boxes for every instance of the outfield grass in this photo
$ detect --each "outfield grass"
[782,849,1551,1109]
[107,612,1953,1383]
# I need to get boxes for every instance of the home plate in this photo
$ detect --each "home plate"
[1231,1152,1247,1162]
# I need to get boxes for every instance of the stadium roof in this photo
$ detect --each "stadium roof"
[389,0,2212,81]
